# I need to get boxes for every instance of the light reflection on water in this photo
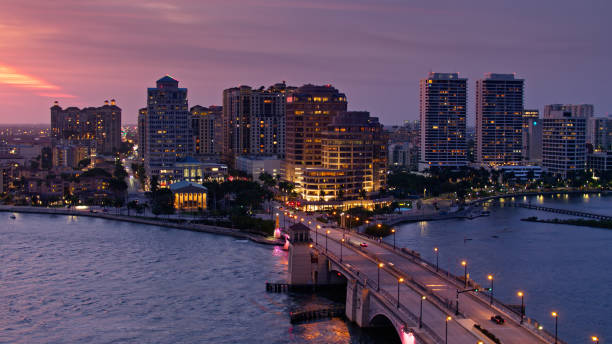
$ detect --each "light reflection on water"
[393,194,612,343]
[1,213,393,344]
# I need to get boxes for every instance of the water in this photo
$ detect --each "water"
[392,194,612,343]
[0,214,386,344]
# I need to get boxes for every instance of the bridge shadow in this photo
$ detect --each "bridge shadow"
[366,314,402,344]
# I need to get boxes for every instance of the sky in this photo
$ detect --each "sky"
[1,0,611,125]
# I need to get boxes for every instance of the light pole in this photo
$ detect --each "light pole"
[397,277,404,308]
[591,336,599,344]
[377,262,384,291]
[316,225,320,245]
[488,274,494,305]
[341,238,344,262]
[434,247,439,272]
[551,312,558,344]
[445,316,451,344]
[518,291,525,324]
[391,228,396,249]
[419,295,426,328]
[461,260,468,288]
[325,230,330,252]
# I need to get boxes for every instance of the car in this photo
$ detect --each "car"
[360,242,368,248]
[491,315,505,324]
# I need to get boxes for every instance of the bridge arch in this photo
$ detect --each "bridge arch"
[368,313,403,344]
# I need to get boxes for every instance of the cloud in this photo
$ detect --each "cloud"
[0,64,59,90]
[37,93,77,98]
[0,63,76,99]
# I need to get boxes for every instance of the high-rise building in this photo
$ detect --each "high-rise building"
[50,100,121,155]
[300,111,387,202]
[587,117,612,151]
[544,104,594,118]
[522,110,542,163]
[144,75,191,184]
[542,107,587,177]
[222,83,290,165]
[137,108,146,161]
[419,72,467,170]
[191,105,222,160]
[283,84,347,188]
[475,73,524,166]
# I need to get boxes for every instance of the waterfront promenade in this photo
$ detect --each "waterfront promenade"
[0,205,282,246]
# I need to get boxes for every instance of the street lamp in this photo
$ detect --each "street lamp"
[488,274,494,305]
[591,336,599,344]
[445,316,451,344]
[325,230,330,252]
[316,225,321,245]
[461,260,468,288]
[419,295,426,328]
[391,228,396,249]
[397,277,404,308]
[434,247,439,271]
[377,262,384,291]
[551,312,558,344]
[517,291,525,324]
[341,238,345,262]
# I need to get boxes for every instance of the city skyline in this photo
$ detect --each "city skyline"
[1,0,612,125]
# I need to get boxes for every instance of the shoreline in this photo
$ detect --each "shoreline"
[0,205,284,246]
[521,217,612,230]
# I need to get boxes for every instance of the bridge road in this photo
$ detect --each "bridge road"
[319,233,483,343]
[317,224,550,344]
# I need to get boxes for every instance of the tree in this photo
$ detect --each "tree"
[151,188,174,215]
[150,175,159,194]
[258,172,276,188]
[77,158,91,169]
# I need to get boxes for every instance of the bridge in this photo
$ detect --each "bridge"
[509,202,612,220]
[284,219,563,344]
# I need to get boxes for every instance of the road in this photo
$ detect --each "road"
[279,209,552,344]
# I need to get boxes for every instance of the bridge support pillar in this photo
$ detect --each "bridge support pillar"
[345,280,370,327]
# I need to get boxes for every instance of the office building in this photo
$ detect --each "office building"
[542,107,587,177]
[419,72,467,170]
[300,111,387,202]
[144,75,191,184]
[588,117,612,151]
[475,73,524,166]
[544,104,594,118]
[236,155,282,179]
[522,109,542,162]
[137,108,146,161]
[222,83,290,165]
[191,105,223,159]
[50,100,121,155]
[283,84,347,188]
[587,151,612,172]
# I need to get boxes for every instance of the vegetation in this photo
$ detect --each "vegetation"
[473,324,501,344]
[364,223,393,237]
[522,216,612,230]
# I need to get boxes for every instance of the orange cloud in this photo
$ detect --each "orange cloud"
[38,93,77,98]
[0,63,76,99]
[0,64,60,90]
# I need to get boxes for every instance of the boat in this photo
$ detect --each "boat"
[480,211,491,216]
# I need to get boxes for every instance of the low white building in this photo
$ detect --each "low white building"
[235,155,282,179]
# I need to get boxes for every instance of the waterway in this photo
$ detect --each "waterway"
[393,193,612,343]
[0,213,388,344]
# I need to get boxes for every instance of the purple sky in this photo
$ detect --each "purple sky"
[1,0,610,125]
